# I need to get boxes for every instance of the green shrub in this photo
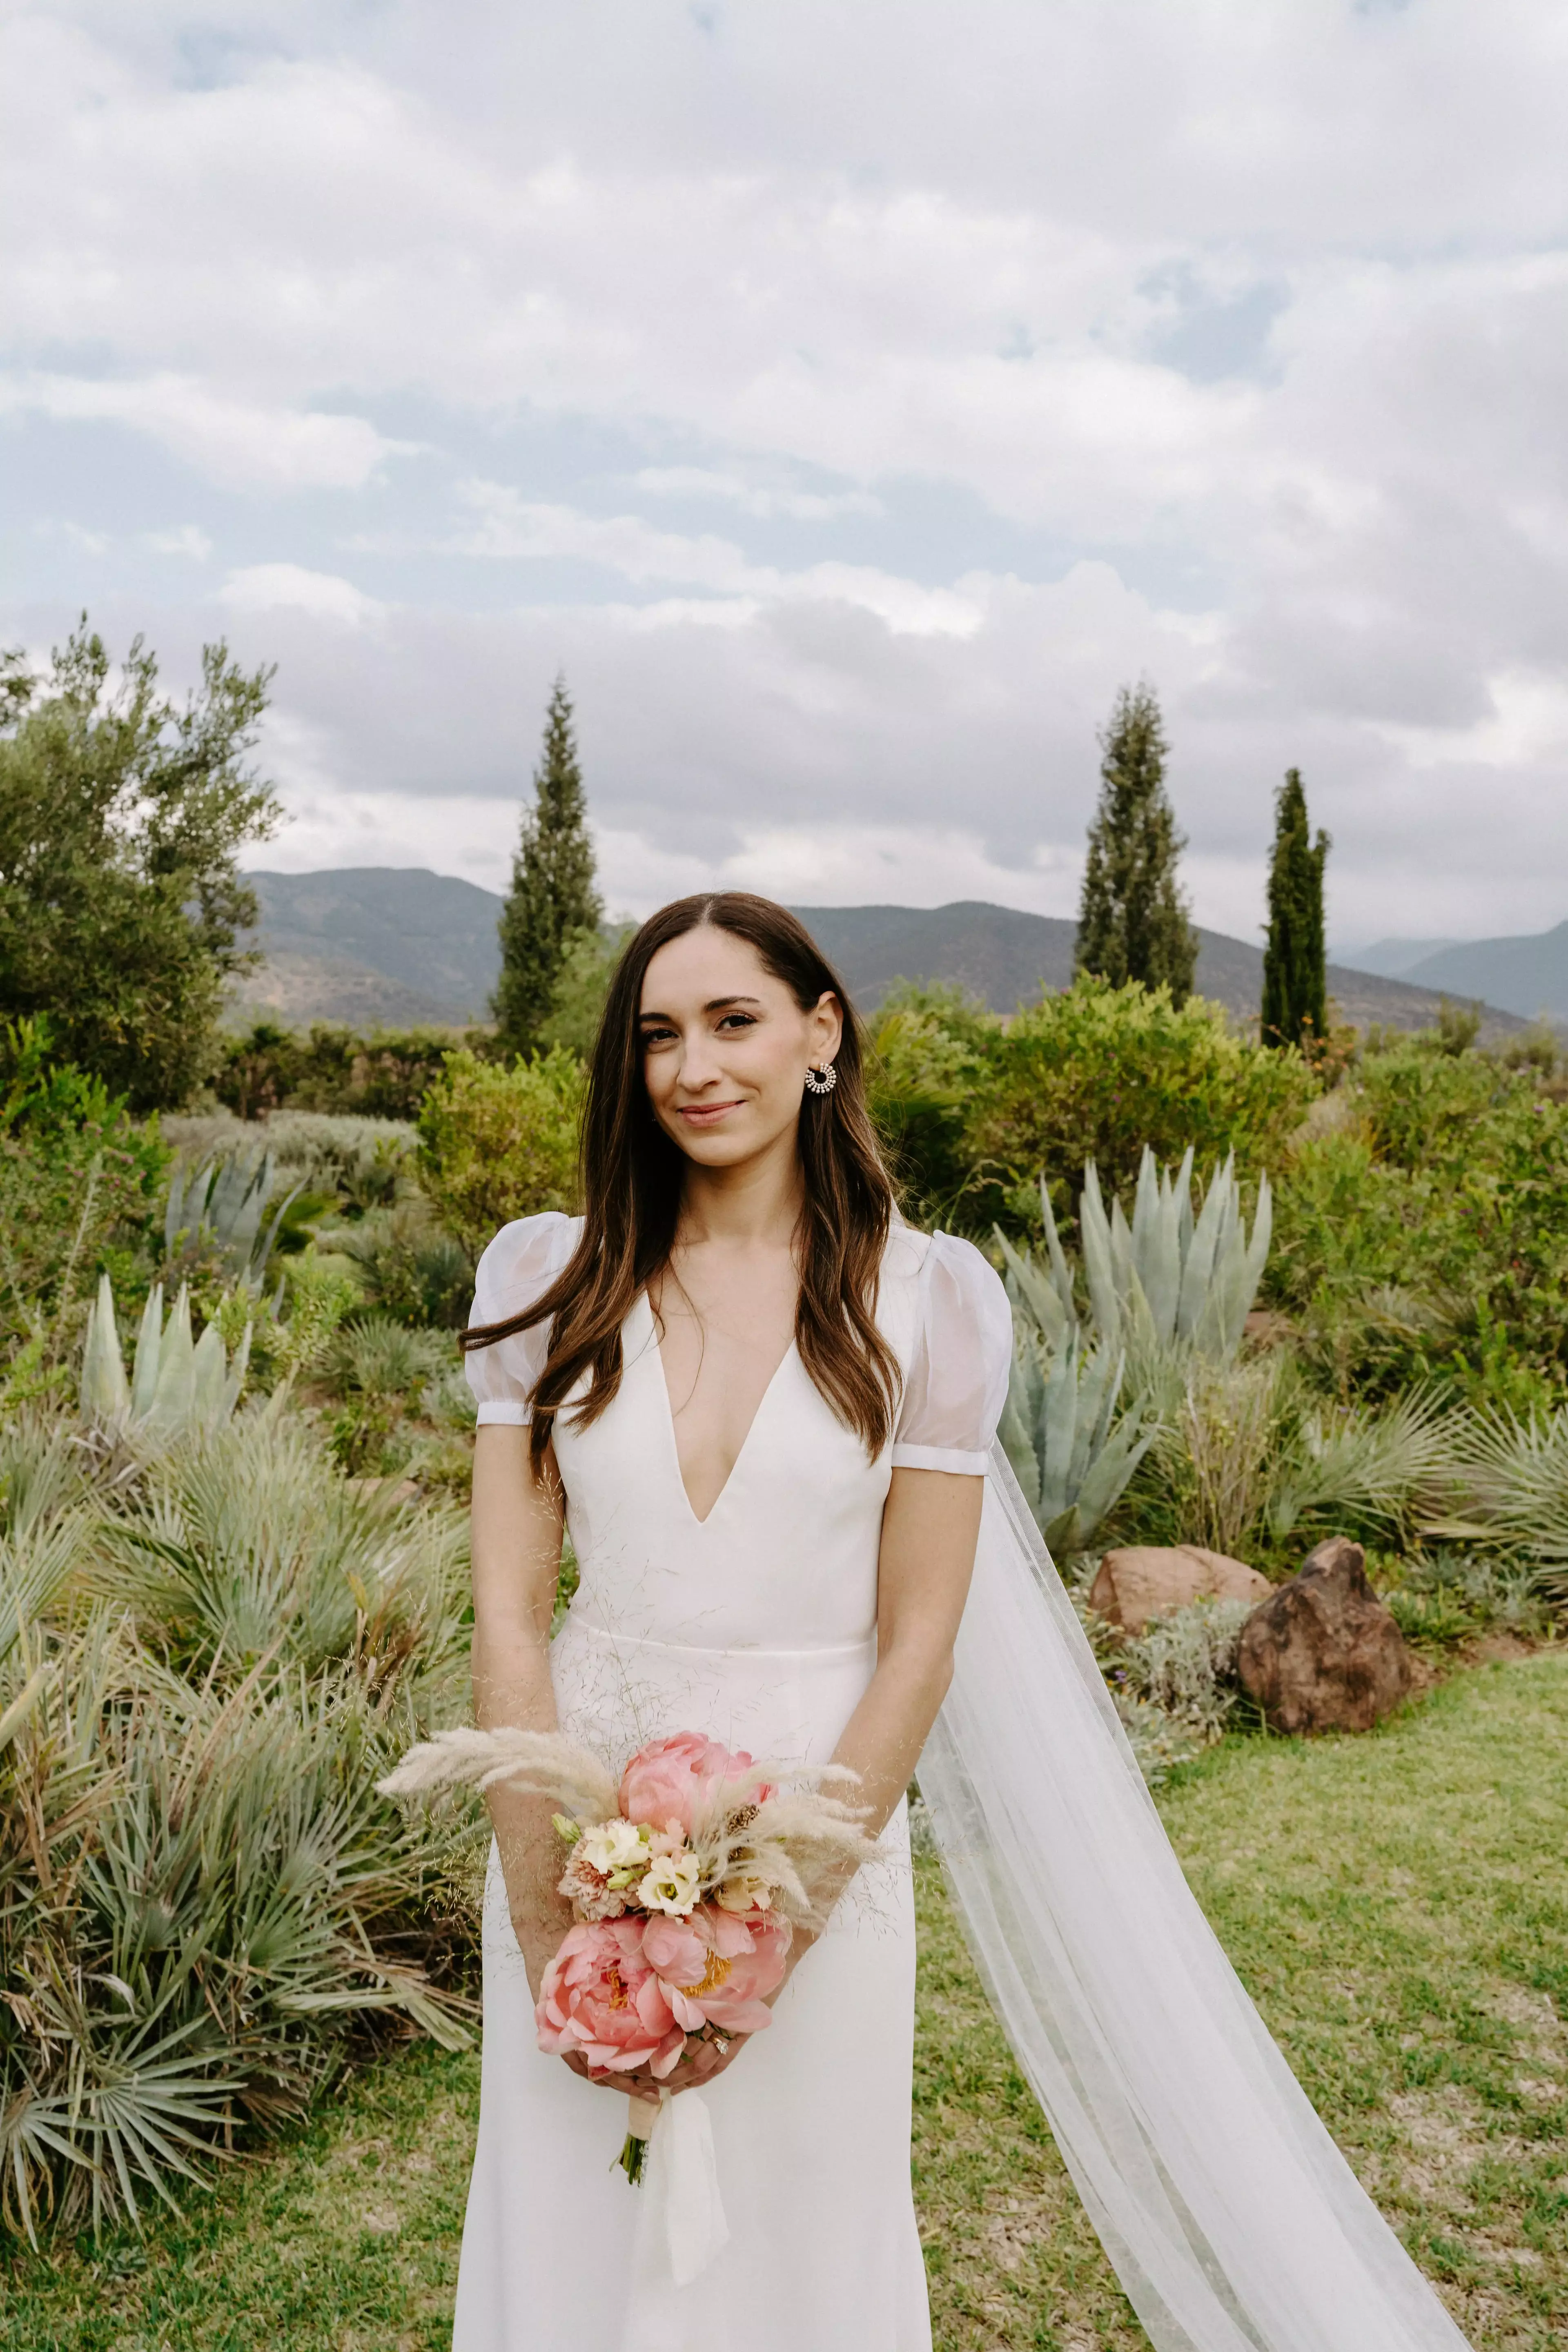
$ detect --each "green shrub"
[1120,1596,1255,1741]
[215,1024,483,1122]
[265,1249,363,1379]
[535,922,636,1059]
[1270,1051,1568,1402]
[865,984,1000,1225]
[1376,1548,1550,1646]
[963,977,1312,1235]
[314,1200,472,1330]
[416,1047,584,1261]
[0,1022,166,1388]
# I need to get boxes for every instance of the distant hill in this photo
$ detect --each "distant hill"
[1331,937,1462,981]
[1390,922,1568,1022]
[235,869,506,1027]
[789,903,1523,1038]
[234,869,1526,1039]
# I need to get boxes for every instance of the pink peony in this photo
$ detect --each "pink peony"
[641,1902,792,2034]
[535,1917,686,2077]
[619,1731,767,1836]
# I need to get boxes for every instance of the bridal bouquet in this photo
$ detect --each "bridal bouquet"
[380,1726,874,2186]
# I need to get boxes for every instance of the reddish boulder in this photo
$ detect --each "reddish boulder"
[1236,1537,1412,1735]
[1089,1545,1274,1636]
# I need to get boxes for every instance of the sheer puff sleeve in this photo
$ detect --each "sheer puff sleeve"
[891,1230,1013,1476]
[464,1211,581,1426]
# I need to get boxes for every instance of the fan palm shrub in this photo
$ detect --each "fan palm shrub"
[1126,1362,1463,1563]
[1454,1409,1568,1596]
[0,1413,478,2241]
[321,1314,455,1478]
[1267,1383,1458,1546]
[96,1410,470,1687]
[316,1200,472,1329]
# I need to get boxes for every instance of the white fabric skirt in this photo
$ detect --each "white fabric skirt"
[450,1621,931,2352]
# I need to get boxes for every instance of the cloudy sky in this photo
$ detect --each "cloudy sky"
[4,1,1567,947]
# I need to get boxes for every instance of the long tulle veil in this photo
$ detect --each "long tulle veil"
[920,1446,1472,2352]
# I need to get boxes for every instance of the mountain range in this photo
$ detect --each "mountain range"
[1336,925,1568,1021]
[234,868,1528,1039]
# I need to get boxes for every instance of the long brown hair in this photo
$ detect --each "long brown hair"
[461,892,900,1465]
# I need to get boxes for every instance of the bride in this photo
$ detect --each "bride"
[448,891,1471,2352]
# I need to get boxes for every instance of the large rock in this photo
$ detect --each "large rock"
[1236,1537,1412,1735]
[1088,1545,1274,1635]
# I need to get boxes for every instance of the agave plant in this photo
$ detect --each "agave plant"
[998,1329,1156,1554]
[164,1147,298,1293]
[79,1276,251,1444]
[1082,1147,1272,1362]
[998,1147,1272,1369]
[995,1186,1080,1352]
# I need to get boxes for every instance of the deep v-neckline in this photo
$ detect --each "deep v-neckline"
[641,1293,797,1528]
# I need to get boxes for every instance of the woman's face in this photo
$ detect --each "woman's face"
[637,925,842,1171]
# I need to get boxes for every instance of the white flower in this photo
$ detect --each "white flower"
[715,1869,775,1913]
[579,1817,650,1877]
[637,1850,703,1917]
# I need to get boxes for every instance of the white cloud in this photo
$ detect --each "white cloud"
[5,1,1568,945]
[46,519,112,557]
[145,524,213,559]
[219,564,385,626]
[633,468,882,522]
[0,372,412,492]
[453,483,985,637]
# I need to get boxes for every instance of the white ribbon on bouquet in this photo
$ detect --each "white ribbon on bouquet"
[630,2089,728,2287]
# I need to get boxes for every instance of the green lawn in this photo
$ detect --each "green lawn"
[5,1654,1565,2352]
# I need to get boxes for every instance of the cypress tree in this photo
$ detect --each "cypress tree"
[1074,681,1198,1006]
[1260,767,1330,1051]
[492,676,603,1057]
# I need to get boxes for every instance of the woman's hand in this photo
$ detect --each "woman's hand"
[563,2030,750,2099]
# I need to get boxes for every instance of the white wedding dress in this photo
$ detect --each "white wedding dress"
[454,1211,1007,2352]
[452,1211,1475,2352]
